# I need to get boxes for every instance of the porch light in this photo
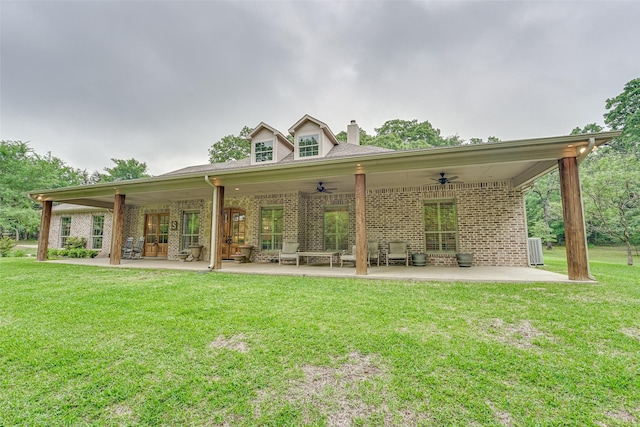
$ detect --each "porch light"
[579,147,587,154]
[235,187,240,191]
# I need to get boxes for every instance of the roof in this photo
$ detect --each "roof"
[162,142,393,176]
[29,130,621,208]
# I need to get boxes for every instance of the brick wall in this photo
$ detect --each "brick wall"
[49,211,113,257]
[50,180,528,267]
[367,182,528,266]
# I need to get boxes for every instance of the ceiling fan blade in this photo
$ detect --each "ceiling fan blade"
[448,176,459,181]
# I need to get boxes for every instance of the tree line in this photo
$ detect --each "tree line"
[0,145,149,240]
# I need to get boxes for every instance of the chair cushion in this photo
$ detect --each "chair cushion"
[389,241,407,253]
[388,253,407,259]
[282,242,299,253]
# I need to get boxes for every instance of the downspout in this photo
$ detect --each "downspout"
[205,175,218,269]
[577,137,595,165]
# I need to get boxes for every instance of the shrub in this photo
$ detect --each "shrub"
[12,250,25,257]
[64,237,87,250]
[48,248,98,259]
[0,236,16,257]
[47,248,59,258]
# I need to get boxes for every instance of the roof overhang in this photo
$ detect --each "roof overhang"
[29,131,620,208]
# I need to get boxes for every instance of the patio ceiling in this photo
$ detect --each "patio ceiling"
[30,131,620,208]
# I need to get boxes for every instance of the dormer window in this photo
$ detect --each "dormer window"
[298,134,319,157]
[255,140,274,163]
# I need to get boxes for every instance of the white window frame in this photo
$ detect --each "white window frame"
[254,140,274,163]
[60,216,71,248]
[91,215,104,249]
[181,211,200,251]
[298,134,320,158]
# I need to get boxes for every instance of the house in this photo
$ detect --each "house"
[31,114,620,280]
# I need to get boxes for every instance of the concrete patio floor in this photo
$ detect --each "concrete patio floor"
[45,257,583,283]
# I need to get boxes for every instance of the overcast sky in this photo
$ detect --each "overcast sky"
[1,1,638,175]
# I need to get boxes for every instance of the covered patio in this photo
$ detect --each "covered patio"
[45,257,579,283]
[30,126,620,281]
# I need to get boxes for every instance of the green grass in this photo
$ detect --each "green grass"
[1,251,639,426]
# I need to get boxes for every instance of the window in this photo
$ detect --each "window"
[298,134,319,157]
[424,200,457,253]
[181,211,200,250]
[91,215,104,249]
[260,207,283,250]
[323,207,349,251]
[255,140,273,162]
[60,216,71,247]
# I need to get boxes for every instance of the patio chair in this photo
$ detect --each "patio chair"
[367,240,380,266]
[131,237,145,259]
[386,241,409,266]
[121,237,134,259]
[278,242,300,266]
[340,245,357,267]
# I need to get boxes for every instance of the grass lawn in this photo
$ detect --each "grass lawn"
[1,250,639,426]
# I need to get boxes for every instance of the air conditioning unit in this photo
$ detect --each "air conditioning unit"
[528,238,544,266]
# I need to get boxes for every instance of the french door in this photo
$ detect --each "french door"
[221,208,246,259]
[144,213,169,257]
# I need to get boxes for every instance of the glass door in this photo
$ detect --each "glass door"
[144,213,169,257]
[221,208,246,259]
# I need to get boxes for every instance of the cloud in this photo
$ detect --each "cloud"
[1,0,638,175]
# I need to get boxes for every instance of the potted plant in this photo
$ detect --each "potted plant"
[189,244,203,261]
[411,253,427,266]
[456,253,473,267]
[238,244,254,263]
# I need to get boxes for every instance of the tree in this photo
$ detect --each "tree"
[208,126,252,163]
[582,152,640,265]
[96,158,150,182]
[604,78,640,154]
[526,171,563,249]
[0,141,86,239]
[335,128,375,146]
[571,123,604,135]
[373,119,442,149]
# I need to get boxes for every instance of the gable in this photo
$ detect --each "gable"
[248,123,293,165]
[289,115,339,161]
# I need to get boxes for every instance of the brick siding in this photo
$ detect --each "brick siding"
[52,180,528,267]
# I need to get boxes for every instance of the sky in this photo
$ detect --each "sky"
[1,0,639,176]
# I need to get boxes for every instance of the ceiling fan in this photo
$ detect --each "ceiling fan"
[315,181,337,193]
[433,172,459,185]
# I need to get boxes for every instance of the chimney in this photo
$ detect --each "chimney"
[347,119,360,145]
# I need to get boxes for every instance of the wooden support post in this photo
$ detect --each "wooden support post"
[214,186,225,270]
[36,201,53,261]
[109,194,126,265]
[355,173,367,275]
[558,157,591,280]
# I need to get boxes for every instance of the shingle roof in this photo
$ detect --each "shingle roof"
[161,143,395,176]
